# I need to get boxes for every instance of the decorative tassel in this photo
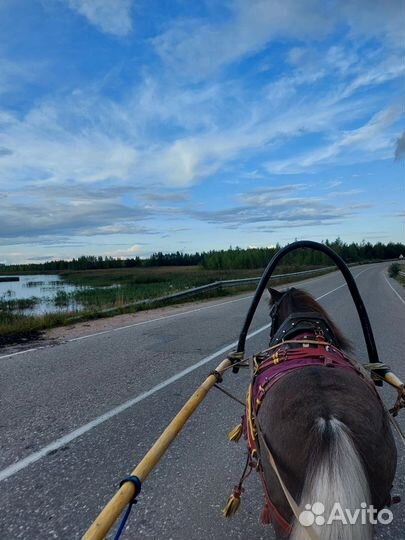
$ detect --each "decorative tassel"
[260,502,273,524]
[223,487,243,518]
[228,423,243,442]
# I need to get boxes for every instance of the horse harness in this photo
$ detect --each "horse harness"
[227,312,379,537]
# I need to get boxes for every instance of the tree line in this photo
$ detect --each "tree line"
[201,239,405,269]
[0,252,202,272]
[0,239,403,273]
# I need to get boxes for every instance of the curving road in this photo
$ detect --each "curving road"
[0,262,404,540]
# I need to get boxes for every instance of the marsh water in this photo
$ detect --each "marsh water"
[0,274,83,314]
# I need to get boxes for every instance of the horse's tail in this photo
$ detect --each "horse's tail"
[291,417,372,540]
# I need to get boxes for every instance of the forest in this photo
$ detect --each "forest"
[1,239,404,273]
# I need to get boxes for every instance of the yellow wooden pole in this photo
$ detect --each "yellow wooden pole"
[384,371,405,393]
[82,356,233,540]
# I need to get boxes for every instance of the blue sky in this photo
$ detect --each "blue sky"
[0,0,404,264]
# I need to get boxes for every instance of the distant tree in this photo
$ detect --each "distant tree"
[2,240,405,273]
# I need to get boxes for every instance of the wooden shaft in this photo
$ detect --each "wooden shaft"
[82,357,232,540]
[384,372,405,392]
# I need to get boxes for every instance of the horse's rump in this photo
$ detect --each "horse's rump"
[257,365,397,538]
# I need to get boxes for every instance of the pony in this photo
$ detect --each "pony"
[253,287,397,540]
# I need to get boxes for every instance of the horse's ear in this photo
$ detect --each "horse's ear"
[268,287,282,301]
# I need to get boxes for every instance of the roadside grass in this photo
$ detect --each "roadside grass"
[63,267,261,307]
[0,265,330,345]
[394,271,405,288]
[58,264,326,310]
[389,262,405,287]
[0,297,40,311]
[61,265,263,287]
[0,310,78,336]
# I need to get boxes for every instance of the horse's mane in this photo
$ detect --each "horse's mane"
[283,288,353,352]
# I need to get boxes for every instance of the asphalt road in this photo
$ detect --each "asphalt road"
[1,262,404,540]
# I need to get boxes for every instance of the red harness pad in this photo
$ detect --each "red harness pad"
[252,336,359,409]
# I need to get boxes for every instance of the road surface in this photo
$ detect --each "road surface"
[0,262,404,539]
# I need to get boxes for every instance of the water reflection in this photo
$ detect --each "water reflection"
[0,275,84,315]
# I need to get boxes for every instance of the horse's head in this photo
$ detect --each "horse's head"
[268,287,295,338]
[268,286,352,351]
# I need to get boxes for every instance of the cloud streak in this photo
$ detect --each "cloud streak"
[189,184,367,229]
[153,0,331,81]
[0,182,158,242]
[66,0,133,36]
[266,104,404,174]
[153,0,405,81]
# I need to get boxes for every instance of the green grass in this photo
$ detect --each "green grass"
[0,309,95,348]
[394,270,405,287]
[61,265,262,286]
[0,296,40,311]
[389,262,405,287]
[388,263,401,278]
[61,264,320,309]
[59,266,264,310]
[0,265,330,343]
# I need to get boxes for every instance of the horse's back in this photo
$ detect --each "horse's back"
[258,366,397,510]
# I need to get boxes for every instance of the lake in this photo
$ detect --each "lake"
[0,274,84,314]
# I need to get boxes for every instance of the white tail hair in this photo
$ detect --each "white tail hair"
[291,417,372,540]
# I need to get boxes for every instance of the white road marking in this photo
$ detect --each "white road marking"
[0,272,365,482]
[0,295,253,359]
[68,295,253,341]
[0,345,47,359]
[315,267,369,300]
[384,275,405,306]
[0,323,269,482]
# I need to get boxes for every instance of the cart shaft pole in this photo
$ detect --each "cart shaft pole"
[82,357,232,540]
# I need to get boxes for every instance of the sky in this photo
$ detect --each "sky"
[0,0,404,264]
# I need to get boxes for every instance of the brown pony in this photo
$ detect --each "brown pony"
[256,287,397,540]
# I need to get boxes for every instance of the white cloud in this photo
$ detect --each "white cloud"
[338,53,405,100]
[0,73,394,193]
[325,181,343,189]
[105,244,144,258]
[191,196,358,228]
[270,45,404,111]
[0,177,162,243]
[133,77,223,131]
[0,96,139,186]
[66,0,133,36]
[153,0,332,80]
[160,94,374,185]
[341,0,405,47]
[1,0,403,255]
[1,4,403,192]
[0,57,49,98]
[153,0,405,81]
[266,104,405,174]
[327,189,363,197]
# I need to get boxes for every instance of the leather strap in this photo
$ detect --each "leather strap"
[256,424,320,540]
